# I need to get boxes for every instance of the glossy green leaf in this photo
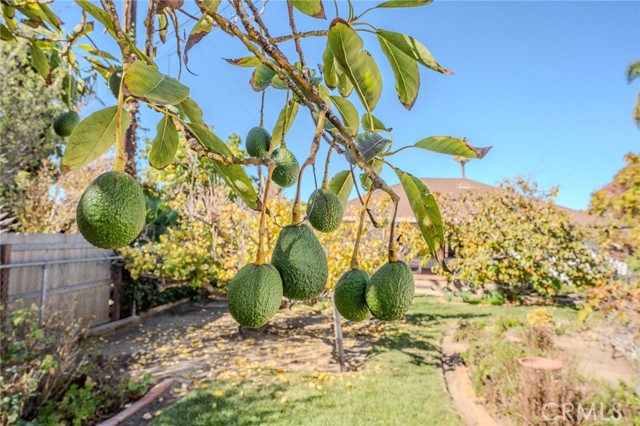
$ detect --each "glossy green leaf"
[186,123,260,210]
[75,0,116,36]
[376,30,452,75]
[322,47,338,89]
[337,72,353,97]
[327,19,382,113]
[179,97,204,125]
[290,0,326,19]
[346,132,390,165]
[329,170,354,209]
[39,3,62,31]
[378,33,420,109]
[0,24,15,41]
[271,100,299,148]
[78,44,118,61]
[330,96,359,136]
[150,116,179,170]
[29,42,50,81]
[225,56,261,67]
[124,61,189,105]
[62,106,130,172]
[376,0,432,8]
[393,167,444,259]
[361,113,388,132]
[184,13,214,68]
[414,136,491,159]
[251,64,276,91]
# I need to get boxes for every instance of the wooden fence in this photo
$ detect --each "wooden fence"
[0,233,122,326]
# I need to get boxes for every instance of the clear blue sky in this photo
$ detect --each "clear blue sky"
[58,1,640,210]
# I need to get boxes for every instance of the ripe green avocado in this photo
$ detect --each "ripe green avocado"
[306,189,344,233]
[271,224,328,300]
[334,269,370,322]
[246,126,271,158]
[53,111,80,137]
[227,263,283,328]
[109,67,123,98]
[76,171,146,249]
[271,147,299,188]
[366,261,414,321]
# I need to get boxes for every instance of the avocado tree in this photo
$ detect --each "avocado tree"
[1,0,491,328]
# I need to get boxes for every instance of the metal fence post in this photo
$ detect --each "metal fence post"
[39,264,48,319]
[0,244,10,320]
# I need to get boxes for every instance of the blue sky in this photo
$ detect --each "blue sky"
[58,1,640,210]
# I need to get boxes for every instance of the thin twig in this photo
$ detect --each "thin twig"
[188,139,275,167]
[144,0,159,57]
[286,0,309,80]
[292,110,326,224]
[269,30,328,44]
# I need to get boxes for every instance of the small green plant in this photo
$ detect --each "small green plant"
[38,381,96,426]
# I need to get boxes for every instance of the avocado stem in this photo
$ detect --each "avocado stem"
[388,197,399,263]
[291,109,326,225]
[350,190,373,269]
[321,146,333,189]
[256,163,275,266]
[113,63,128,173]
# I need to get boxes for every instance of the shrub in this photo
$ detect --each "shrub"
[435,177,612,298]
[0,304,90,424]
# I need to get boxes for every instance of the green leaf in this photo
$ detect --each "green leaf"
[179,97,204,125]
[186,123,260,210]
[361,113,388,132]
[62,106,130,172]
[378,33,420,109]
[38,3,62,31]
[290,0,326,19]
[75,0,116,36]
[329,170,354,209]
[346,132,390,165]
[250,64,276,91]
[78,44,118,61]
[337,72,353,97]
[0,24,15,41]
[392,167,444,259]
[184,13,214,68]
[414,136,491,159]
[158,13,168,43]
[376,30,452,75]
[322,47,338,89]
[376,0,432,8]
[29,42,50,82]
[330,96,359,136]
[327,19,382,113]
[124,61,189,105]
[271,100,299,148]
[225,56,261,67]
[150,116,179,170]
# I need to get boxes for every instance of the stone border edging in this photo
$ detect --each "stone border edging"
[97,378,175,426]
[441,324,506,426]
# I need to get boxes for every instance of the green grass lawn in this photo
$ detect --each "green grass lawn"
[153,296,576,426]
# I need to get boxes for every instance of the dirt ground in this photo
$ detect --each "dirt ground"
[98,300,380,425]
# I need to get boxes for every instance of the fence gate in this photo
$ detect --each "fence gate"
[0,233,122,325]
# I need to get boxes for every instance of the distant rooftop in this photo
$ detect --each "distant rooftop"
[346,177,603,227]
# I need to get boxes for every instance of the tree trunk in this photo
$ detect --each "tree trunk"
[123,0,139,177]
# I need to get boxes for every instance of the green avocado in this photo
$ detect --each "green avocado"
[271,147,299,188]
[306,189,344,233]
[246,126,271,158]
[53,111,80,137]
[271,224,328,300]
[366,261,414,321]
[334,269,370,322]
[76,171,146,249]
[109,67,123,98]
[227,263,283,328]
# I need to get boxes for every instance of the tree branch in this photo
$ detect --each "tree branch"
[269,30,328,44]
